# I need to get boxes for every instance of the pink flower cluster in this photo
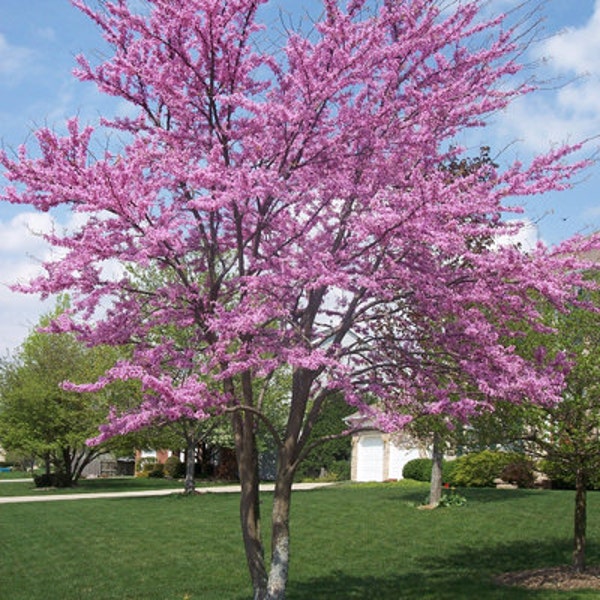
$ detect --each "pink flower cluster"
[1,0,597,440]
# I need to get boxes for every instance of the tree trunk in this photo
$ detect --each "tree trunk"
[266,468,294,600]
[184,437,196,494]
[573,466,587,573]
[61,447,75,486]
[429,431,443,507]
[233,411,268,599]
[44,453,52,476]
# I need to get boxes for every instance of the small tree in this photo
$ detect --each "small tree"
[295,395,353,481]
[0,300,131,485]
[2,2,598,597]
[518,282,600,573]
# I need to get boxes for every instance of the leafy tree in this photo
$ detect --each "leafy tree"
[0,300,132,485]
[459,279,600,572]
[1,2,597,597]
[295,395,353,481]
[517,283,600,573]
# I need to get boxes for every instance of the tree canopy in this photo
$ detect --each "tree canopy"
[0,299,133,485]
[520,277,600,572]
[1,1,598,597]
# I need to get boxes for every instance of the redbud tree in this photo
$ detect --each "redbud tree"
[1,1,597,598]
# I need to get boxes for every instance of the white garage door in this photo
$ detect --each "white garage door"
[356,435,384,482]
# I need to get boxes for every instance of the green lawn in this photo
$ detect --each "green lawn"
[1,480,598,599]
[0,469,34,480]
[0,475,186,496]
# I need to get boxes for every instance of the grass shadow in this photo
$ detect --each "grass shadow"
[287,539,600,599]
[461,487,547,504]
[381,484,545,507]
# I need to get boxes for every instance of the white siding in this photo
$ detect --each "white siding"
[388,443,422,480]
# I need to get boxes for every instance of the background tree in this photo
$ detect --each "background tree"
[517,281,600,573]
[294,395,353,481]
[372,147,502,507]
[1,1,597,598]
[454,276,600,572]
[0,299,132,485]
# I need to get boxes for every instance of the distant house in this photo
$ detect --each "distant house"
[81,453,135,477]
[346,413,430,482]
[350,430,429,482]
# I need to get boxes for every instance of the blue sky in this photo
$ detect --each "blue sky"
[0,0,599,353]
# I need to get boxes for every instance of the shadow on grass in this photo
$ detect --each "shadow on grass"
[461,487,545,504]
[384,485,544,507]
[286,539,598,599]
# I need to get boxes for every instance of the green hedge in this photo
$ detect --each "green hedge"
[164,456,185,479]
[33,473,73,488]
[403,451,536,488]
[449,450,535,488]
[402,458,457,484]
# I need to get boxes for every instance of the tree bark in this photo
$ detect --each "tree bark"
[44,453,52,476]
[573,466,587,572]
[233,409,268,599]
[266,466,294,600]
[184,437,196,494]
[429,431,443,507]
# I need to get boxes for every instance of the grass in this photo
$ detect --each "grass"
[0,475,187,496]
[1,480,599,599]
[0,469,34,479]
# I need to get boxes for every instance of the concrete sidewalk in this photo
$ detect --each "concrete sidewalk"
[0,481,335,504]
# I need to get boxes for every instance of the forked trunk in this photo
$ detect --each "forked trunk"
[429,431,443,507]
[234,410,268,599]
[241,468,268,599]
[573,467,587,573]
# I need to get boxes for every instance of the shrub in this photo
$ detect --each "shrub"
[33,473,54,488]
[137,461,165,478]
[147,463,165,478]
[164,455,184,479]
[402,458,458,484]
[174,461,187,479]
[451,450,527,487]
[33,473,73,488]
[500,460,536,488]
[328,459,351,481]
[402,458,431,482]
[438,488,467,507]
[442,459,459,486]
[538,459,600,490]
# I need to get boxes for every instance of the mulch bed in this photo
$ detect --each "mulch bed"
[494,565,600,591]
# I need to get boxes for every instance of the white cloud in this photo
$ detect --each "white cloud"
[0,211,76,352]
[0,34,32,79]
[496,2,600,153]
[0,212,56,351]
[0,209,127,353]
[495,219,540,252]
[0,212,55,254]
[35,27,57,43]
[0,286,52,354]
[538,6,600,76]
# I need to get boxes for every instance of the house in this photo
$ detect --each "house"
[81,453,135,477]
[346,413,430,482]
[350,429,429,481]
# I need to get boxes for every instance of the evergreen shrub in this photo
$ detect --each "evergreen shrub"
[451,450,528,487]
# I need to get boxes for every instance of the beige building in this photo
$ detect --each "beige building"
[350,427,430,482]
